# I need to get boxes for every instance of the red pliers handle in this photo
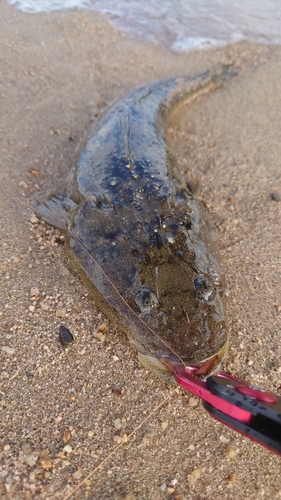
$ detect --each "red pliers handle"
[173,364,281,457]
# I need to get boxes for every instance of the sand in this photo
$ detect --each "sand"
[1,1,281,499]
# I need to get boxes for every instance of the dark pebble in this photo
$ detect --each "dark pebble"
[59,325,74,346]
[270,192,281,202]
[112,389,123,398]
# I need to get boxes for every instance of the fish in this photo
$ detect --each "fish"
[35,66,235,381]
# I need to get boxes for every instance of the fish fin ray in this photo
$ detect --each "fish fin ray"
[34,194,77,230]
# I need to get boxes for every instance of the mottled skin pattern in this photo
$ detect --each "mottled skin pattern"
[36,67,233,380]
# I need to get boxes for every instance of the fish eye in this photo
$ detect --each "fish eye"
[194,276,213,300]
[134,288,158,313]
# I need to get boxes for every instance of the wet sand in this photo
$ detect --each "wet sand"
[1,1,281,498]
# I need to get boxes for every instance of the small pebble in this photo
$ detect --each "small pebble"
[30,287,40,297]
[40,449,49,458]
[56,308,66,318]
[188,397,198,408]
[2,346,15,356]
[0,470,9,481]
[93,330,106,342]
[270,191,281,202]
[30,472,36,483]
[142,434,152,445]
[63,430,71,443]
[25,452,39,467]
[63,445,72,454]
[40,457,53,470]
[19,180,29,189]
[114,433,128,444]
[22,443,32,455]
[72,470,82,480]
[97,322,107,332]
[29,214,39,224]
[29,167,39,177]
[219,435,229,443]
[170,479,178,486]
[59,325,74,346]
[161,421,168,430]
[224,447,238,459]
[187,468,201,486]
[112,389,123,397]
[114,418,122,430]
[11,255,20,263]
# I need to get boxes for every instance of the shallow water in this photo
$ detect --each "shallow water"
[6,0,281,52]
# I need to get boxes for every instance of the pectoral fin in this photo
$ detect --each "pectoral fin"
[34,194,77,230]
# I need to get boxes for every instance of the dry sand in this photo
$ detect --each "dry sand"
[1,1,281,498]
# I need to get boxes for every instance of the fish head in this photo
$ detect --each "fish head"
[133,195,228,376]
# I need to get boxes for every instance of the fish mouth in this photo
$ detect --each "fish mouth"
[168,339,229,377]
[138,339,229,379]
